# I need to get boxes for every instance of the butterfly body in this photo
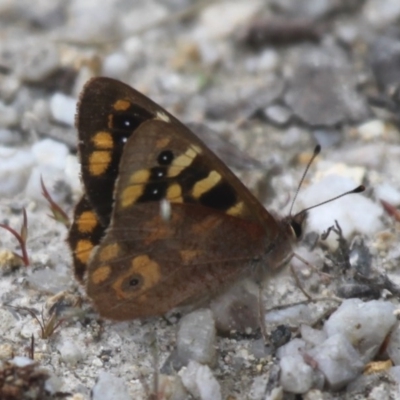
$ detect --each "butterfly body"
[68,77,303,321]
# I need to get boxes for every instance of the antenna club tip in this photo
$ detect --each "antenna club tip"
[314,144,321,155]
[353,185,366,193]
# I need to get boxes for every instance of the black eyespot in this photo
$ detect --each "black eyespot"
[138,182,167,202]
[121,273,143,292]
[150,166,166,180]
[111,105,153,133]
[129,278,140,287]
[112,112,141,131]
[158,150,174,165]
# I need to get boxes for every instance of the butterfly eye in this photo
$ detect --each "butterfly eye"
[157,150,174,165]
[290,219,303,239]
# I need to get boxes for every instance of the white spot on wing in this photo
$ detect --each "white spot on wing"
[156,111,170,123]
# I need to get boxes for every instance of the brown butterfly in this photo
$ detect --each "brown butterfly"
[68,77,362,321]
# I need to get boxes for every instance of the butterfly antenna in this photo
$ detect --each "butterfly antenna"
[295,185,365,217]
[289,145,321,216]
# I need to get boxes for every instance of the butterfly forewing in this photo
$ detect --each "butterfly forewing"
[86,119,280,319]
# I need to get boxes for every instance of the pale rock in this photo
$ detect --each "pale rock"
[65,154,82,196]
[324,299,396,362]
[298,175,383,249]
[307,333,363,390]
[31,138,69,170]
[92,371,130,400]
[0,146,35,196]
[57,339,83,366]
[210,280,259,335]
[300,325,327,348]
[179,360,222,400]
[265,104,292,125]
[177,309,217,366]
[279,354,314,394]
[276,338,307,359]
[197,1,262,39]
[363,0,400,27]
[10,356,35,367]
[387,323,400,365]
[50,93,77,126]
[375,182,400,206]
[389,366,400,383]
[0,344,13,360]
[0,309,16,334]
[249,375,268,400]
[0,75,20,101]
[265,305,312,326]
[120,2,168,35]
[158,374,188,400]
[356,119,386,140]
[0,101,18,127]
[15,41,60,82]
[66,0,118,42]
[24,165,66,203]
[102,52,131,79]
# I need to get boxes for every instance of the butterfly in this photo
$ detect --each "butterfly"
[68,77,352,321]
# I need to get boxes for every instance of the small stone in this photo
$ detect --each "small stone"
[102,52,131,80]
[44,372,63,394]
[298,175,383,250]
[307,333,363,390]
[65,154,82,196]
[57,339,83,366]
[265,104,292,125]
[177,309,217,366]
[15,41,60,82]
[363,0,400,28]
[300,325,327,348]
[0,101,18,127]
[357,119,389,141]
[157,374,188,400]
[375,182,400,206]
[0,343,13,360]
[198,1,262,39]
[279,354,315,394]
[0,75,21,101]
[0,146,34,196]
[276,338,307,359]
[265,304,312,326]
[324,299,396,362]
[50,93,77,126]
[10,356,35,367]
[27,266,71,294]
[179,360,222,400]
[387,323,400,365]
[92,371,130,400]
[285,55,367,126]
[64,0,119,42]
[0,128,22,146]
[270,0,338,19]
[389,365,400,383]
[210,281,259,335]
[31,138,69,170]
